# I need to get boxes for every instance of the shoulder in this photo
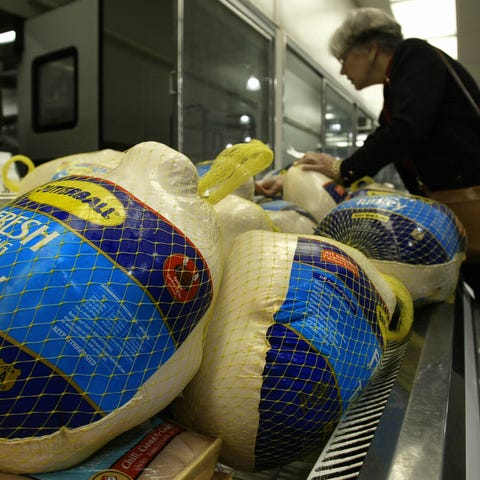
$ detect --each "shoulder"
[391,38,441,74]
[394,38,435,58]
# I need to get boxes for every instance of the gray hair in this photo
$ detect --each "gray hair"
[329,8,403,59]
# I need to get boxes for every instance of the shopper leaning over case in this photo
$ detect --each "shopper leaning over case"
[281,7,480,297]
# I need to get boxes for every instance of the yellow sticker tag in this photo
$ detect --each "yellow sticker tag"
[28,179,126,226]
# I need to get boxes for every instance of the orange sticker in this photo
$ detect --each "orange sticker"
[163,254,200,302]
[321,249,359,277]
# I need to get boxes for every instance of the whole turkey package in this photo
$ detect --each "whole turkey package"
[316,188,467,304]
[213,194,278,253]
[282,164,347,222]
[0,140,273,474]
[172,230,413,472]
[16,149,122,195]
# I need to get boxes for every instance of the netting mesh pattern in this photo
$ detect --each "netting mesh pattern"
[0,176,213,438]
[0,141,226,474]
[172,230,400,472]
[315,189,467,304]
[196,160,255,201]
[282,166,348,223]
[198,139,273,204]
[316,189,467,265]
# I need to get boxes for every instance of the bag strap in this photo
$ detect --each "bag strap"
[401,49,480,196]
[436,48,480,119]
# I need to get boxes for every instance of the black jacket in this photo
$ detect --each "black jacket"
[340,38,480,193]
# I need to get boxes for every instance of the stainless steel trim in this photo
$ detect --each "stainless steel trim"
[220,0,276,38]
[464,292,480,479]
[358,302,455,480]
[176,0,184,151]
[387,304,454,479]
[273,27,285,171]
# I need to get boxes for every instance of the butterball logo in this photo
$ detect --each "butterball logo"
[353,196,406,212]
[28,180,126,226]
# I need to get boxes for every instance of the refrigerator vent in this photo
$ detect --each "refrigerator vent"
[307,337,410,479]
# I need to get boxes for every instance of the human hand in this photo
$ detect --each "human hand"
[296,152,340,179]
[255,175,285,196]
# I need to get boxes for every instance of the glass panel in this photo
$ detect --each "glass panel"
[355,109,375,149]
[182,0,273,163]
[32,47,78,132]
[282,48,323,168]
[324,84,354,158]
[101,0,176,150]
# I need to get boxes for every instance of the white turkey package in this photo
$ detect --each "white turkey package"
[213,194,278,252]
[282,165,347,222]
[316,189,467,304]
[172,230,413,472]
[0,142,224,474]
[260,199,317,234]
[17,149,122,195]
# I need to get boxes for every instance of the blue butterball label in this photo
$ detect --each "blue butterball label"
[0,175,213,438]
[255,237,386,469]
[317,192,466,264]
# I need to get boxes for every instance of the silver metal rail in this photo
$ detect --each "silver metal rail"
[464,291,480,479]
[309,300,459,479]
[363,302,455,479]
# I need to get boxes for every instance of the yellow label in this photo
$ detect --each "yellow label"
[352,212,389,223]
[28,180,126,226]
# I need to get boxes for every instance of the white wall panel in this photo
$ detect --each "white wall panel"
[246,0,385,117]
[457,0,480,84]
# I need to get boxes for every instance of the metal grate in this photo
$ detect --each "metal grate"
[307,337,410,480]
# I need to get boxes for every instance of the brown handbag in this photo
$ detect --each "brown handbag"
[426,50,480,261]
[429,186,480,261]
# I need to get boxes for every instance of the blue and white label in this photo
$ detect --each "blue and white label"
[255,237,386,469]
[317,191,467,264]
[0,176,213,438]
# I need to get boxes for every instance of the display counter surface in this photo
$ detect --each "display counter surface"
[305,300,454,479]
[310,288,478,480]
[230,289,478,480]
[464,293,480,479]
[356,301,456,480]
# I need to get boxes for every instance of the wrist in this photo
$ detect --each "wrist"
[330,158,343,182]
